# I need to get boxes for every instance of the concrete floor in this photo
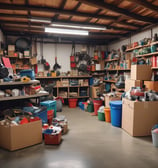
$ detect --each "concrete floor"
[0,106,158,168]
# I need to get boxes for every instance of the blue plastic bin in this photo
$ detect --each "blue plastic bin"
[78,102,84,110]
[33,106,47,124]
[20,69,35,80]
[40,100,57,117]
[110,101,122,127]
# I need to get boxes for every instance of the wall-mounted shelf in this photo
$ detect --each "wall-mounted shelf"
[0,93,48,102]
[152,67,158,70]
[104,80,116,83]
[36,76,91,79]
[53,85,89,88]
[0,80,40,86]
[105,69,131,71]
[105,58,119,62]
[7,56,30,59]
[136,51,158,58]
[126,44,150,52]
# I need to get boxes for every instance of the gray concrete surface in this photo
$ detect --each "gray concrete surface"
[0,106,158,168]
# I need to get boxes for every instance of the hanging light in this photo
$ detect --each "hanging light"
[45,27,89,36]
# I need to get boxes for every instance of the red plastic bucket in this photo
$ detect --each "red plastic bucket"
[68,99,78,108]
[92,99,103,116]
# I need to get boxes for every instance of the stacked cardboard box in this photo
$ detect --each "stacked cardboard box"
[125,65,152,92]
[123,65,155,136]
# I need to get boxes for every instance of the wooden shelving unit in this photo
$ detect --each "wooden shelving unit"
[36,76,91,99]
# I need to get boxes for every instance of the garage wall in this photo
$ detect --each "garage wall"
[5,35,107,72]
[36,43,106,72]
[108,25,158,51]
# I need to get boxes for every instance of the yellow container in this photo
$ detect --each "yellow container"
[51,72,56,77]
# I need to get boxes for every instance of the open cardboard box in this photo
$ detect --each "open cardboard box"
[0,120,42,151]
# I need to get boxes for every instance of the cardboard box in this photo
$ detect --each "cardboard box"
[125,79,142,92]
[125,53,131,60]
[122,98,158,136]
[144,81,158,92]
[91,84,104,98]
[0,120,42,151]
[99,60,105,70]
[8,51,15,57]
[30,57,37,65]
[104,94,121,107]
[131,65,152,80]
[8,45,15,51]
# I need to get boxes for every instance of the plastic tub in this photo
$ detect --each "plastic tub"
[87,103,94,112]
[68,98,78,108]
[152,129,158,147]
[110,101,122,127]
[78,102,84,110]
[33,107,47,124]
[47,110,54,125]
[92,99,103,116]
[40,100,57,118]
[104,107,111,122]
[98,111,105,121]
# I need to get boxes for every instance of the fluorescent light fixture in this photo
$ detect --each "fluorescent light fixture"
[45,27,89,36]
[51,23,106,30]
[30,18,51,23]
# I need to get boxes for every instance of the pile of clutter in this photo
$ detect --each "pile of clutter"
[125,87,158,101]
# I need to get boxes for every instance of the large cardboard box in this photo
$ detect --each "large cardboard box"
[144,81,158,92]
[91,84,104,98]
[122,98,158,136]
[125,79,142,92]
[131,65,152,80]
[104,94,121,107]
[0,120,42,151]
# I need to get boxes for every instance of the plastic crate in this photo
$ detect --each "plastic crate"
[40,100,57,117]
[20,69,35,80]
[44,131,62,145]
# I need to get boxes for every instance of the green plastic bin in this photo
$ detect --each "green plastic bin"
[98,111,105,121]
[87,103,94,112]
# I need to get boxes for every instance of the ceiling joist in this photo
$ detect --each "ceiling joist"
[126,0,158,13]
[77,0,158,23]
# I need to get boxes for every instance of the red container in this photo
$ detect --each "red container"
[47,110,54,125]
[70,56,75,62]
[68,98,78,108]
[71,62,76,68]
[92,99,103,116]
[44,131,62,145]
[152,56,157,67]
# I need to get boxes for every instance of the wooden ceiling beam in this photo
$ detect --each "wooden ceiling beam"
[77,0,158,23]
[2,25,123,37]
[0,3,117,21]
[126,0,158,13]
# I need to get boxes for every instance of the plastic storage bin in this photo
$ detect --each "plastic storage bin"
[44,130,62,145]
[68,99,78,108]
[110,101,122,127]
[40,100,57,117]
[20,69,35,80]
[78,102,84,110]
[104,107,111,122]
[33,107,47,124]
[92,99,103,116]
[98,111,105,121]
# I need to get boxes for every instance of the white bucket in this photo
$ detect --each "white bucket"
[151,130,158,147]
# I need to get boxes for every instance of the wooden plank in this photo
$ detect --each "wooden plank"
[0,80,40,86]
[105,58,119,62]
[36,76,92,79]
[126,0,158,13]
[136,51,158,58]
[104,80,116,83]
[0,93,49,102]
[78,0,157,23]
[126,44,150,52]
